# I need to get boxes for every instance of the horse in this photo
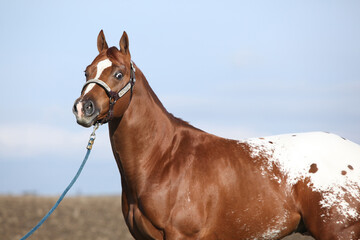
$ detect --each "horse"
[73,30,360,240]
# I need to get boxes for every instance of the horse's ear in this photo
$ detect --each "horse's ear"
[119,31,129,54]
[97,30,108,53]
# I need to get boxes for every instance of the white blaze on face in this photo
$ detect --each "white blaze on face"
[74,58,112,119]
[83,58,112,95]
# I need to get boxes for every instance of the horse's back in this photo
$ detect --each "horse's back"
[244,131,360,186]
[242,132,360,239]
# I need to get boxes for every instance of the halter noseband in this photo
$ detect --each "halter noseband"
[81,61,136,124]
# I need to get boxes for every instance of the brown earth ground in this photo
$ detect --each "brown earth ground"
[0,195,314,240]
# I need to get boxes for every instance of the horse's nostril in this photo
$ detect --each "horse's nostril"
[73,103,78,114]
[84,100,95,116]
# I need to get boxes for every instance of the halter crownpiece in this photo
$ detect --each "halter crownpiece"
[81,61,136,124]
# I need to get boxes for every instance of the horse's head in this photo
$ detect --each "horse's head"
[73,30,135,127]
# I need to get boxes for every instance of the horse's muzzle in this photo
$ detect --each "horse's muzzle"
[73,99,99,127]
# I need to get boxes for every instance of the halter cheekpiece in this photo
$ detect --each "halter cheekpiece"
[81,61,136,124]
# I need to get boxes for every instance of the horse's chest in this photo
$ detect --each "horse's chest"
[125,203,163,240]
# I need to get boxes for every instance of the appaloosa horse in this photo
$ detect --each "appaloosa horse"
[73,30,360,240]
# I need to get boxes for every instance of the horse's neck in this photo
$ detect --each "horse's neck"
[108,70,175,196]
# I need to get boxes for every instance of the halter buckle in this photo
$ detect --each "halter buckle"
[109,97,116,104]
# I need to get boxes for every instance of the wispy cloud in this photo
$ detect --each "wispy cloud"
[0,123,110,160]
[194,121,267,140]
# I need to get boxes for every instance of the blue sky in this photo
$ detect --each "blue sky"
[0,0,359,195]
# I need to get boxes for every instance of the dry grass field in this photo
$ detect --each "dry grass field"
[0,195,314,240]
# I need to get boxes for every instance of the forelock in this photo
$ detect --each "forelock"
[106,47,120,61]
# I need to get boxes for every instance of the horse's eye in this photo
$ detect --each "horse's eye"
[114,72,123,80]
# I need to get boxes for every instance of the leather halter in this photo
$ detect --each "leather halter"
[81,61,136,124]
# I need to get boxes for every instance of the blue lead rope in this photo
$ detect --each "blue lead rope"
[19,124,99,240]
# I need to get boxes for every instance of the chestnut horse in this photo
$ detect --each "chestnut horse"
[73,30,360,240]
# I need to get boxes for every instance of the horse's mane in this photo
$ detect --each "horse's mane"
[106,46,202,132]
